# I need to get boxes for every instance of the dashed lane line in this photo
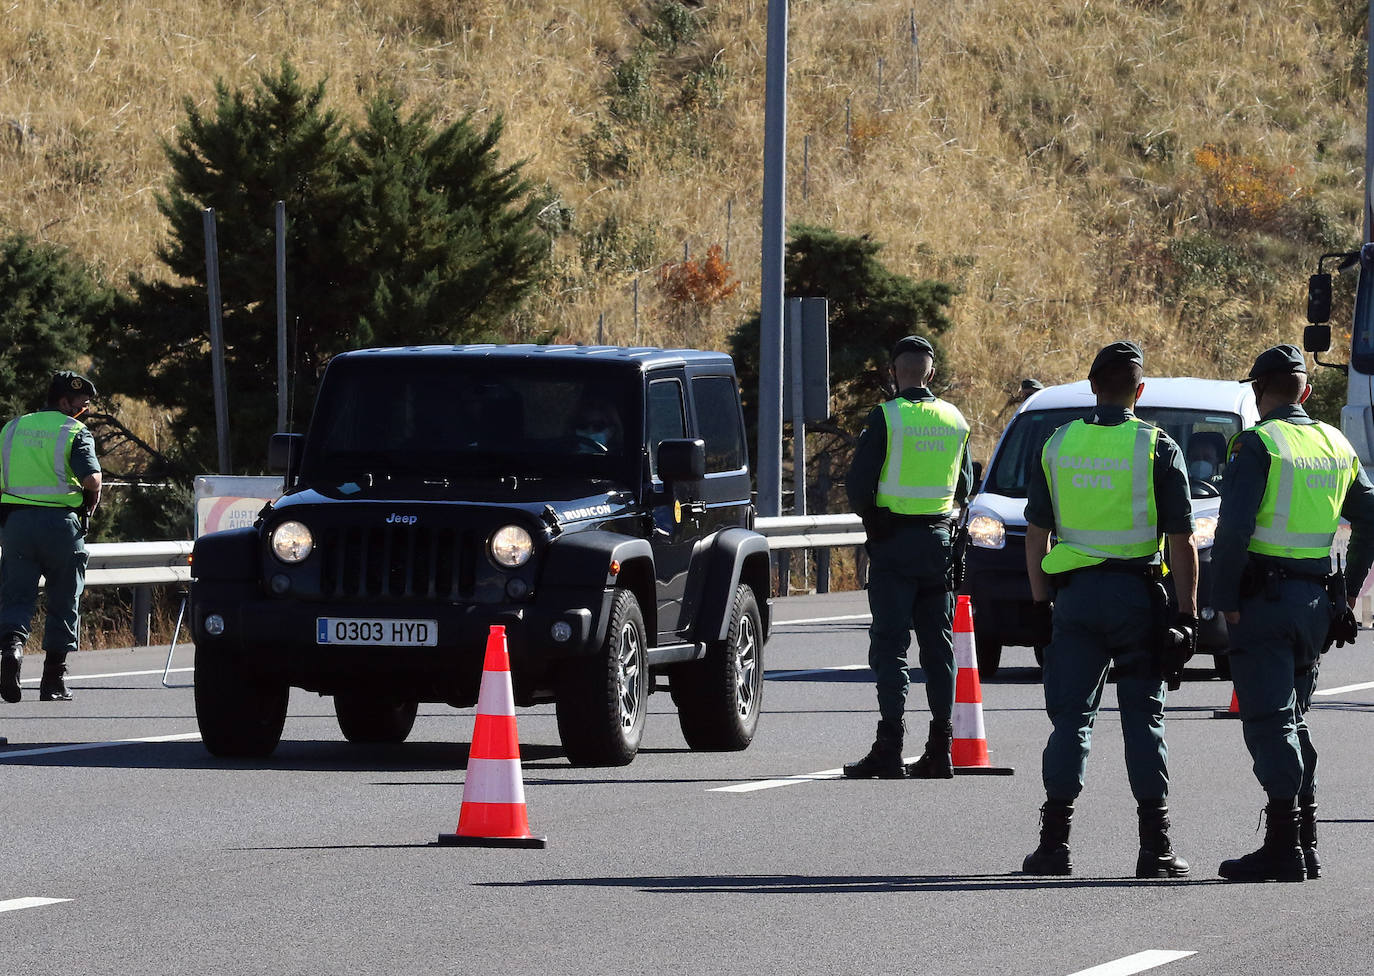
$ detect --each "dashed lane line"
[18,666,193,686]
[0,897,71,913]
[1065,950,1196,976]
[772,612,871,627]
[1314,680,1374,696]
[709,753,926,793]
[0,732,200,759]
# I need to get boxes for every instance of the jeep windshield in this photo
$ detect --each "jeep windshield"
[300,357,642,484]
[982,407,1243,499]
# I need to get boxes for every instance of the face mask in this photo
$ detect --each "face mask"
[1188,459,1215,481]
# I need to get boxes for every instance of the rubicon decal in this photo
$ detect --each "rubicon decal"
[561,504,613,520]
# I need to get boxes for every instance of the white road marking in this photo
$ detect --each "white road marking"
[1314,680,1374,696]
[19,666,193,686]
[710,754,923,793]
[768,663,868,679]
[772,612,871,627]
[0,732,200,759]
[0,897,71,913]
[1065,950,1196,976]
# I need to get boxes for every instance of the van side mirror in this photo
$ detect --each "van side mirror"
[971,459,984,494]
[1307,272,1333,324]
[269,433,304,480]
[1303,324,1332,355]
[657,438,706,483]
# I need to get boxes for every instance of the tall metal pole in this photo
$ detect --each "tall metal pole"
[788,298,809,591]
[1366,1,1374,244]
[202,208,231,474]
[757,0,788,518]
[275,201,288,432]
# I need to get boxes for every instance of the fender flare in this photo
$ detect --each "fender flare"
[684,528,771,644]
[541,530,656,641]
[191,527,259,581]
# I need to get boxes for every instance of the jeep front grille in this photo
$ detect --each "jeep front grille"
[319,525,478,600]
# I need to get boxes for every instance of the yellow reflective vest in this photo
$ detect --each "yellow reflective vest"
[0,411,87,509]
[1241,418,1358,559]
[873,397,969,516]
[1041,418,1160,575]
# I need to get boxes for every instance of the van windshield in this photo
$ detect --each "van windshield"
[982,407,1243,499]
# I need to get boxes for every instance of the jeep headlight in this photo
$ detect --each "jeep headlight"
[270,520,314,563]
[967,513,1006,550]
[1193,515,1217,550]
[490,524,534,568]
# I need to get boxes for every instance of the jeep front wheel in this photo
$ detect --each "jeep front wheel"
[672,583,763,750]
[555,588,648,766]
[335,694,419,744]
[194,646,289,758]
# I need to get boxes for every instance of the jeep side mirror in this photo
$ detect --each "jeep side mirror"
[269,433,304,479]
[1307,272,1332,324]
[657,438,705,483]
[1303,324,1332,355]
[971,459,984,495]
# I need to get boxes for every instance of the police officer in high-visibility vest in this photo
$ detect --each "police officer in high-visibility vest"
[1212,344,1374,882]
[843,335,973,779]
[0,371,102,704]
[1022,341,1198,877]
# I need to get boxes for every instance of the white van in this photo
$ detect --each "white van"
[963,378,1259,678]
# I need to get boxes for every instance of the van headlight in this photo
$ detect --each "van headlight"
[490,524,534,568]
[1193,515,1217,549]
[967,513,1006,549]
[270,520,313,563]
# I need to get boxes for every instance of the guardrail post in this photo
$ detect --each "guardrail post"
[132,586,151,646]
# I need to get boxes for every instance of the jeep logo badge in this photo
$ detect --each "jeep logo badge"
[385,513,418,525]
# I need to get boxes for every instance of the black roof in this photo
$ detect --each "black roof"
[331,344,733,371]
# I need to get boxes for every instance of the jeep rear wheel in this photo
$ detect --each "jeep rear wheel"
[672,583,763,750]
[556,588,647,766]
[334,694,419,744]
[194,646,288,758]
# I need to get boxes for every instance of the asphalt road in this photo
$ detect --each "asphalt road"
[3,591,1374,976]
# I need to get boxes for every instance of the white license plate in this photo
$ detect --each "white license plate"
[316,618,438,646]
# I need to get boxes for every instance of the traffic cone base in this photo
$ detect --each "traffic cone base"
[1212,688,1241,720]
[437,625,547,849]
[952,595,1014,775]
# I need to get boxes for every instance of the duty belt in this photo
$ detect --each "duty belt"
[1056,560,1160,586]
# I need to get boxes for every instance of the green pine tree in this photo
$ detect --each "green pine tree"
[0,232,105,421]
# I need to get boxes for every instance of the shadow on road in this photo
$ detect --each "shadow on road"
[479,872,1226,893]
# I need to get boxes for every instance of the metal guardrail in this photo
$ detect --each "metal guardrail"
[754,513,865,550]
[18,520,860,588]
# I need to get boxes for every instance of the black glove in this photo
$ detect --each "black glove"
[1162,612,1198,691]
[1029,600,1053,648]
[1328,603,1359,650]
[861,507,897,545]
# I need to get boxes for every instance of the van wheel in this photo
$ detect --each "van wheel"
[556,588,647,766]
[672,584,764,750]
[975,634,1002,680]
[335,695,419,743]
[194,646,288,758]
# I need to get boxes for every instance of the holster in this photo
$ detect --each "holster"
[1148,570,1170,681]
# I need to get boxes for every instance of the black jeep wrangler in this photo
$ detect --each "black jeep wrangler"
[189,345,771,766]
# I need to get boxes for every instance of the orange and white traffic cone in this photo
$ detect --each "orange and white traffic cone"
[1212,687,1241,720]
[951,595,1014,776]
[438,625,547,848]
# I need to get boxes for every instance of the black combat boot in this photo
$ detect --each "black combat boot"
[1299,795,1320,880]
[1022,798,1074,875]
[843,719,906,779]
[1218,797,1306,882]
[39,651,73,702]
[1135,802,1190,878]
[0,632,23,704]
[905,719,954,778]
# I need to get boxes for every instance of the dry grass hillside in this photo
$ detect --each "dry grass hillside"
[1,0,1368,460]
